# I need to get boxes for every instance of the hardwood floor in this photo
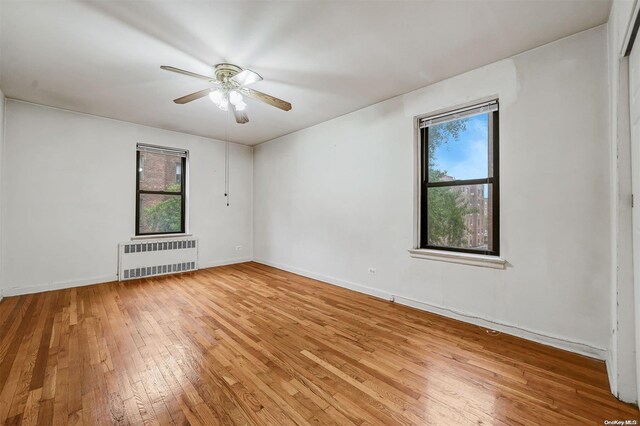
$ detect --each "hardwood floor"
[0,262,636,425]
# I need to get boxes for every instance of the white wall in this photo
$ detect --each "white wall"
[1,100,253,295]
[607,0,638,403]
[254,26,611,357]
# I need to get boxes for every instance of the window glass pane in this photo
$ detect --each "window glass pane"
[428,113,489,182]
[426,184,493,251]
[139,194,183,234]
[139,151,182,192]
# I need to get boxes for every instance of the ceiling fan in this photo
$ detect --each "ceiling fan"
[161,63,292,124]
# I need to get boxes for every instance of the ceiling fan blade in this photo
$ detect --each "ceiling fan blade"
[242,88,292,111]
[161,65,217,83]
[231,69,263,87]
[231,104,249,124]
[173,88,212,104]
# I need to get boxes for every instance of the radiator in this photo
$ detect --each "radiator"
[118,238,198,281]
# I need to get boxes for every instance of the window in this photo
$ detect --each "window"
[419,100,499,255]
[136,144,187,235]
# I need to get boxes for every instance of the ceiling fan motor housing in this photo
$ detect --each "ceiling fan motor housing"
[214,63,242,83]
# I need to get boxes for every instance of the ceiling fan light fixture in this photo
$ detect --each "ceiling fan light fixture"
[209,89,224,105]
[229,90,243,106]
[218,97,229,111]
[235,101,247,111]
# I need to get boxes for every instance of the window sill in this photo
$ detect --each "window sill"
[131,233,192,241]
[408,248,506,269]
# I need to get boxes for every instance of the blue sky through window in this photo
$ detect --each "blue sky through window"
[432,114,488,181]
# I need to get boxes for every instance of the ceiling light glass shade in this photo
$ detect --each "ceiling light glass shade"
[209,89,224,105]
[229,90,243,106]
[218,97,229,111]
[235,101,247,111]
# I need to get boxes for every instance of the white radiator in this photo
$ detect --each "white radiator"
[118,238,198,281]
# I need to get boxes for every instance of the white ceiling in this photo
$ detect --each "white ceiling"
[1,0,611,145]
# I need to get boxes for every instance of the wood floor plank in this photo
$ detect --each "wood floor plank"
[0,262,636,425]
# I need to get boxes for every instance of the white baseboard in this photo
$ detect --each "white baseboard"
[392,294,607,360]
[2,257,253,297]
[253,258,394,301]
[1,256,608,361]
[199,257,253,269]
[253,258,607,361]
[3,274,118,297]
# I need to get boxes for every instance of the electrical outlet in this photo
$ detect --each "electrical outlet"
[368,267,376,274]
[235,245,243,251]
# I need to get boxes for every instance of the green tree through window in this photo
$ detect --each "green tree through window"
[426,119,474,247]
[143,184,182,233]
